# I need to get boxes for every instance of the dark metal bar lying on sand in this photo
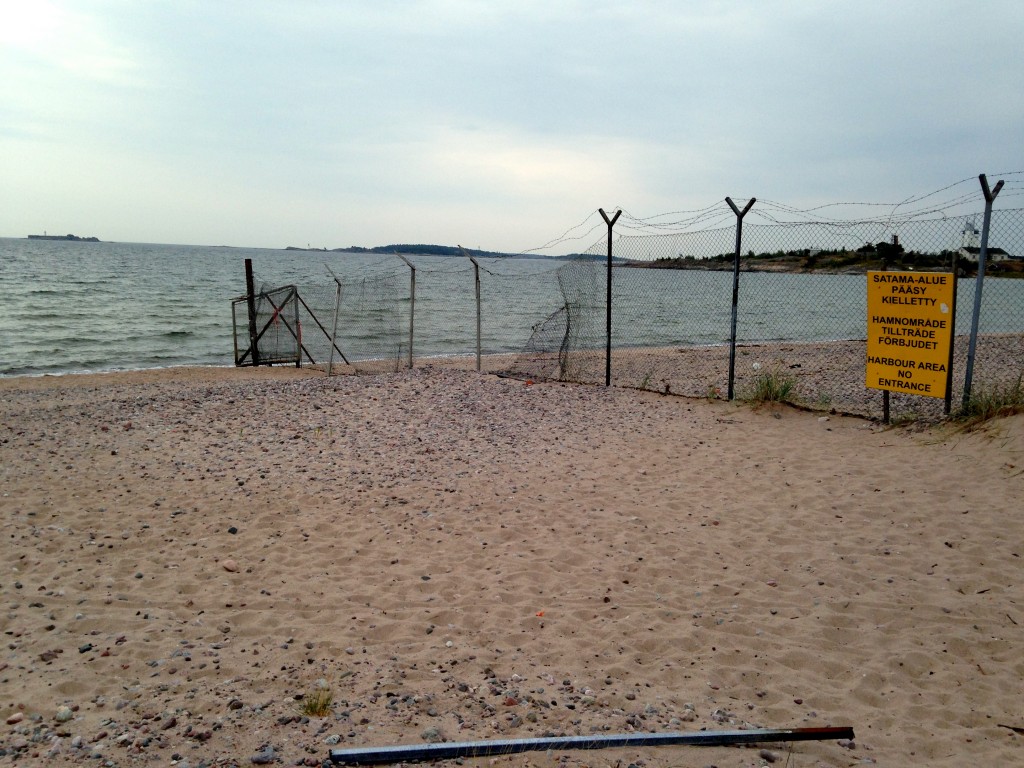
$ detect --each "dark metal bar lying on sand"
[329,726,854,765]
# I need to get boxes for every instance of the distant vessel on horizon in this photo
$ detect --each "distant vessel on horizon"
[27,233,101,242]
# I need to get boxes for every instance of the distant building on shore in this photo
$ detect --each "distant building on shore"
[957,218,1016,262]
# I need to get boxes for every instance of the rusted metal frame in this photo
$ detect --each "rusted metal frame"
[260,287,317,365]
[231,299,242,365]
[295,291,349,365]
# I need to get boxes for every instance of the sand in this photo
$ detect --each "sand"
[1,365,1022,767]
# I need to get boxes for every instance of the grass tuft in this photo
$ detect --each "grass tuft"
[956,374,1024,429]
[744,367,797,404]
[299,686,333,717]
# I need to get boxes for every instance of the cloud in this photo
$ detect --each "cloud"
[2,1,1022,250]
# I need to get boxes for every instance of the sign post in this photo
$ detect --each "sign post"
[866,272,954,400]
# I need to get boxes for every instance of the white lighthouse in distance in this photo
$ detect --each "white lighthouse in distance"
[960,217,980,250]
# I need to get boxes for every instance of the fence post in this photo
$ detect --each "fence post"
[244,258,261,366]
[725,197,756,400]
[328,279,342,376]
[880,253,890,424]
[599,208,622,387]
[293,286,302,368]
[395,253,415,369]
[944,248,959,415]
[471,256,482,372]
[962,174,1004,408]
[458,246,483,372]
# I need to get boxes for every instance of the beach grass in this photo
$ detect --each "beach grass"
[956,374,1024,429]
[743,366,797,404]
[298,686,333,717]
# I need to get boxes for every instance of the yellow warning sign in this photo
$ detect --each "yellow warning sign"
[866,271,954,399]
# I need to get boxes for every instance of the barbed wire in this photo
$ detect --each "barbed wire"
[520,210,606,254]
[514,174,1024,254]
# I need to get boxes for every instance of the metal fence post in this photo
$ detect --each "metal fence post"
[879,255,890,424]
[725,197,756,400]
[962,174,1004,408]
[395,253,415,369]
[944,249,959,415]
[244,258,261,366]
[328,279,342,376]
[471,256,482,371]
[599,208,622,387]
[459,246,483,372]
[293,286,301,367]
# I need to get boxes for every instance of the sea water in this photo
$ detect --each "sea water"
[0,239,568,376]
[1,237,1020,377]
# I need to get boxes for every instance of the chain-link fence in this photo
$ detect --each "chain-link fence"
[236,255,570,375]
[234,178,1024,422]
[539,194,1024,421]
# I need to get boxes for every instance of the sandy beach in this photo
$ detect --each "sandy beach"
[1,365,1022,767]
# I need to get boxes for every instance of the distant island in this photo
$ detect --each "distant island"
[629,241,1023,277]
[28,233,101,242]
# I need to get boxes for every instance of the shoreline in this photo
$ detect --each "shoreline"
[4,331,1019,423]
[4,331,1023,423]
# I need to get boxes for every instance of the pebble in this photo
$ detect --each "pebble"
[55,705,73,722]
[6,712,24,725]
[222,559,240,572]
[250,745,277,764]
[421,726,444,743]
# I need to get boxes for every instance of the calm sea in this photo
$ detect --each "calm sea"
[0,239,568,377]
[1,237,1020,377]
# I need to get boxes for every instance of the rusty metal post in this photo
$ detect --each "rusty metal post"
[244,258,260,366]
[725,197,755,400]
[962,174,1004,408]
[599,208,621,387]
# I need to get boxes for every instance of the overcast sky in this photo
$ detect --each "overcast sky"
[2,1,1022,252]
